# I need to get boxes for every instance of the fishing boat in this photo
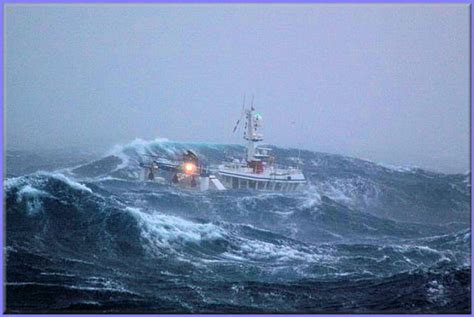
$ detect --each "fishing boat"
[140,101,306,192]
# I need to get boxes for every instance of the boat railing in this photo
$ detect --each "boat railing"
[271,163,302,173]
[222,162,251,171]
[220,162,302,176]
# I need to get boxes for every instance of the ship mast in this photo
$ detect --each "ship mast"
[243,97,263,162]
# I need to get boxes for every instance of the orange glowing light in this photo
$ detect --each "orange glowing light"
[183,162,196,174]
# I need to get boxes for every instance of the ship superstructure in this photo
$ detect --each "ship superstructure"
[217,104,306,191]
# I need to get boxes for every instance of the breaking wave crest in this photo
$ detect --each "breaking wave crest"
[5,140,471,313]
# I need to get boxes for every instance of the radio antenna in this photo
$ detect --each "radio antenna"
[232,94,246,134]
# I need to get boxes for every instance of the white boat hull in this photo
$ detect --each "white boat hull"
[217,165,306,192]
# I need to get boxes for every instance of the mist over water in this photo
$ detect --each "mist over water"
[5,139,471,313]
[5,4,470,173]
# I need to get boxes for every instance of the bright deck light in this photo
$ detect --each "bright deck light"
[183,162,196,174]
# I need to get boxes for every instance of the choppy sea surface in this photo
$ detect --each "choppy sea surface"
[5,139,471,313]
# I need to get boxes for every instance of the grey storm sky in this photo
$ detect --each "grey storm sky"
[5,4,470,173]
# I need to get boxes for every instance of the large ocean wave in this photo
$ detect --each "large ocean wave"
[5,140,471,313]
